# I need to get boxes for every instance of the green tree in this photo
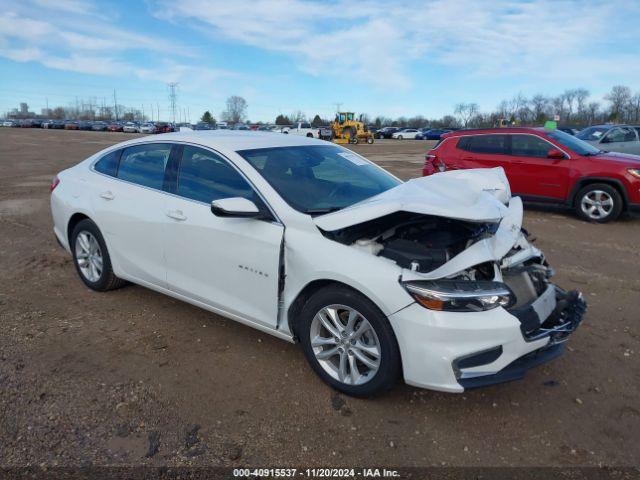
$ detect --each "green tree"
[201,111,214,124]
[311,114,323,127]
[275,114,291,125]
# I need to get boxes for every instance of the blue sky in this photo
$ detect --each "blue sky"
[1,0,639,122]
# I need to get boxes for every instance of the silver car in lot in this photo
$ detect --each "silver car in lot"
[576,125,640,155]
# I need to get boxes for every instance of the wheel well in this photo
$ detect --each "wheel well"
[67,213,90,246]
[572,179,628,209]
[287,280,367,340]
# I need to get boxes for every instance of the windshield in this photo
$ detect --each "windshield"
[576,126,609,141]
[547,130,601,156]
[237,145,401,214]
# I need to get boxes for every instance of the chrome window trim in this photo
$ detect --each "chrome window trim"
[89,140,284,226]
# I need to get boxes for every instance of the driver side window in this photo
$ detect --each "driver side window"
[176,146,254,204]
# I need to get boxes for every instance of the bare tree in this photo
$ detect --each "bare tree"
[221,95,248,124]
[587,102,600,124]
[574,88,590,124]
[530,94,550,123]
[454,103,479,127]
[605,85,632,122]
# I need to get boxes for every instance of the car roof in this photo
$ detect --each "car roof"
[444,127,548,137]
[114,130,329,152]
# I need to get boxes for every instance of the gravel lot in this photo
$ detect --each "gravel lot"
[1,128,639,469]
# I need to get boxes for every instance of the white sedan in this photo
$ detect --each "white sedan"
[50,131,585,396]
[391,128,420,139]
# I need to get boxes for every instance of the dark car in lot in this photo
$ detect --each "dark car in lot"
[423,127,640,222]
[107,122,124,132]
[91,121,108,131]
[419,128,453,140]
[78,121,93,131]
[155,122,174,133]
[375,127,401,139]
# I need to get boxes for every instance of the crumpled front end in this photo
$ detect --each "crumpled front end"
[316,168,586,392]
[389,198,586,392]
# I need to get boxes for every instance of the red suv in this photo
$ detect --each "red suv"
[423,127,640,222]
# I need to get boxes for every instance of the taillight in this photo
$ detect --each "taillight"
[425,153,445,173]
[50,176,60,192]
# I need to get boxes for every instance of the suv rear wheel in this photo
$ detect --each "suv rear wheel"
[575,183,623,223]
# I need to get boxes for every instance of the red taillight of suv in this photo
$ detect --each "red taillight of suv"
[423,153,445,176]
[50,176,60,192]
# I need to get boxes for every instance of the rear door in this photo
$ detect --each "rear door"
[507,134,570,200]
[451,134,510,171]
[91,143,173,287]
[163,145,284,328]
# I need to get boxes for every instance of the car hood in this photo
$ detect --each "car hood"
[314,167,512,231]
[595,151,640,165]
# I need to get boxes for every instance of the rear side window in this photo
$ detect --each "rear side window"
[457,135,509,154]
[176,146,254,203]
[94,150,119,176]
[511,135,553,158]
[117,143,172,190]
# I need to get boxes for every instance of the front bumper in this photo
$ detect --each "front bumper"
[388,287,586,392]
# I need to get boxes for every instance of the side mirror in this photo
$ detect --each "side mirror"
[211,197,260,218]
[547,149,565,159]
[599,136,611,144]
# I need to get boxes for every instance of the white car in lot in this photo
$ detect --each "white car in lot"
[122,122,138,133]
[50,131,585,396]
[392,128,420,139]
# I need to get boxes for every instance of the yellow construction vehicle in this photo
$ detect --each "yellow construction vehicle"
[330,112,374,144]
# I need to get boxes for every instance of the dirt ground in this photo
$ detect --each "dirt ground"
[0,128,639,469]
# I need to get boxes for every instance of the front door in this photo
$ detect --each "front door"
[164,145,284,328]
[507,134,570,200]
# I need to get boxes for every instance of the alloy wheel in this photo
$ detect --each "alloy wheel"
[309,304,381,385]
[580,190,614,220]
[75,231,103,282]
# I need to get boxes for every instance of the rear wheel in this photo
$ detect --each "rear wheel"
[574,183,623,223]
[71,219,126,291]
[299,285,401,397]
[366,136,374,144]
[306,133,314,138]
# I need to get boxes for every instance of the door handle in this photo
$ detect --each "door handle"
[166,210,187,221]
[99,191,114,200]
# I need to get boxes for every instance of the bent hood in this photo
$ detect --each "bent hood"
[314,167,512,231]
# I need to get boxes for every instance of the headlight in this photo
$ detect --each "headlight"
[402,280,515,312]
[628,168,640,179]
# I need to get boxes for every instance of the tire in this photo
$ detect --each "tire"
[366,137,374,144]
[397,135,403,140]
[71,219,126,291]
[574,183,623,223]
[306,133,314,138]
[299,285,401,397]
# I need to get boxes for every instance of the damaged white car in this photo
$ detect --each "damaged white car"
[50,132,586,396]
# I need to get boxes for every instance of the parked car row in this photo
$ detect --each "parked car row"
[374,126,459,140]
[0,119,180,133]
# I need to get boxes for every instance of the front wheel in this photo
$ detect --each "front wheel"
[366,137,374,144]
[397,135,403,140]
[574,183,623,223]
[299,286,401,397]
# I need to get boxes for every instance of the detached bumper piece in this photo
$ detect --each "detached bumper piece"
[457,288,586,390]
[513,288,587,343]
[458,343,565,390]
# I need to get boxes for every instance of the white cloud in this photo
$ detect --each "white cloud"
[153,0,637,88]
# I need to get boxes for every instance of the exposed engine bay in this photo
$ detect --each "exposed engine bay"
[323,211,500,276]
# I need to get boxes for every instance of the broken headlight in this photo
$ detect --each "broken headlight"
[402,280,515,312]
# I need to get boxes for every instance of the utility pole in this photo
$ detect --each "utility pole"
[141,104,145,121]
[333,102,343,113]
[168,82,178,123]
[157,103,160,122]
[187,106,190,124]
[113,90,118,122]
